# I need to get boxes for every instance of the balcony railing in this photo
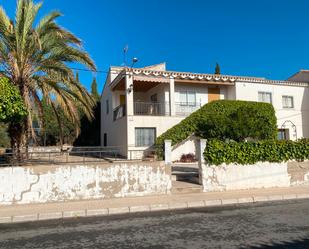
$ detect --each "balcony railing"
[175,102,201,116]
[134,102,170,116]
[113,104,126,121]
[114,102,202,118]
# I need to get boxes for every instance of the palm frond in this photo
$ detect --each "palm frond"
[1,0,97,147]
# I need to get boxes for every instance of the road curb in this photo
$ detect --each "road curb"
[0,193,308,224]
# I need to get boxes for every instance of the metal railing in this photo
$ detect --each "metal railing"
[113,104,126,121]
[175,102,201,116]
[0,146,160,166]
[134,102,170,116]
[127,147,158,160]
[0,147,123,166]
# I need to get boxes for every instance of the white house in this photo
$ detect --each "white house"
[100,63,309,160]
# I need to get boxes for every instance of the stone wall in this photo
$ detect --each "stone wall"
[0,161,171,205]
[201,161,309,192]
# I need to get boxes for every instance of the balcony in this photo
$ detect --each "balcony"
[134,102,170,116]
[113,104,126,121]
[175,102,201,116]
[113,102,202,119]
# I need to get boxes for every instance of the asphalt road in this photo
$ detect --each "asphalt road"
[0,200,309,249]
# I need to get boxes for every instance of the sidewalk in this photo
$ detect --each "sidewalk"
[0,185,309,224]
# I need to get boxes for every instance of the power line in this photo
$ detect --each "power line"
[69,67,109,74]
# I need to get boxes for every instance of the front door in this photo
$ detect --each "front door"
[208,88,220,102]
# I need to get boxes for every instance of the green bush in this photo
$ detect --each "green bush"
[204,139,309,165]
[0,77,27,122]
[0,123,10,148]
[155,100,277,159]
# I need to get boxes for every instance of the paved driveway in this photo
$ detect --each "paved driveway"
[0,199,309,249]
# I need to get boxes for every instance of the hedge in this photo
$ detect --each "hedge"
[155,100,277,159]
[203,139,309,165]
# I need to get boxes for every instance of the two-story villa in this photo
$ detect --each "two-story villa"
[100,63,309,159]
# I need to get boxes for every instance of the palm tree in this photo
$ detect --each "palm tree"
[0,0,96,155]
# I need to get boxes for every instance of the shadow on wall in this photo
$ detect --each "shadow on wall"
[247,237,309,249]
[171,135,199,162]
[301,87,309,138]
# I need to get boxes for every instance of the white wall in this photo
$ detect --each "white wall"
[174,83,228,105]
[201,162,291,191]
[235,81,309,139]
[134,84,168,104]
[201,160,309,192]
[0,162,172,205]
[127,115,184,148]
[171,135,198,161]
[101,70,128,156]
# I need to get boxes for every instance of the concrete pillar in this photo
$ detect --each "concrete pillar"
[198,139,207,184]
[169,77,175,116]
[164,140,172,165]
[125,72,134,116]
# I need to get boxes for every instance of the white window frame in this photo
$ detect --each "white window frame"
[179,90,196,106]
[135,128,156,147]
[258,91,272,104]
[282,95,294,109]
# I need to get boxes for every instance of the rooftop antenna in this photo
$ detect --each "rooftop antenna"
[123,45,129,66]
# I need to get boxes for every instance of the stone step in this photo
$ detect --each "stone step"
[172,186,203,194]
[172,171,199,184]
[172,181,203,194]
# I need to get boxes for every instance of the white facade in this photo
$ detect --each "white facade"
[100,63,309,160]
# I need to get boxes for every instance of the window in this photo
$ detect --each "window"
[282,96,294,108]
[179,91,196,106]
[277,129,289,140]
[106,100,109,114]
[150,94,158,103]
[258,92,272,104]
[103,133,107,147]
[135,128,156,147]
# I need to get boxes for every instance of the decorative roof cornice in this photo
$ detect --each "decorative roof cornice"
[129,68,237,83]
[108,67,309,87]
[236,77,309,87]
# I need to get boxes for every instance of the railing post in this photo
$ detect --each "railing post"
[125,72,134,116]
[198,139,207,185]
[164,140,172,165]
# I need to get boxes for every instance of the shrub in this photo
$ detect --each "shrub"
[156,100,277,159]
[180,153,196,163]
[204,139,309,165]
[0,77,27,123]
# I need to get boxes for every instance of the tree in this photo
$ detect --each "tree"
[0,123,10,148]
[215,63,221,75]
[0,77,27,150]
[74,77,100,146]
[0,0,96,153]
[74,103,101,146]
[0,78,26,123]
[39,100,76,146]
[91,78,100,102]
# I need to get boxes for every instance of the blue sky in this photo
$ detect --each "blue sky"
[1,0,309,92]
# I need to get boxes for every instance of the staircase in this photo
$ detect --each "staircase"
[171,164,203,194]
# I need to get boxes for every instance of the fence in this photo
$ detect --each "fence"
[134,102,170,116]
[0,146,160,166]
[175,102,201,116]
